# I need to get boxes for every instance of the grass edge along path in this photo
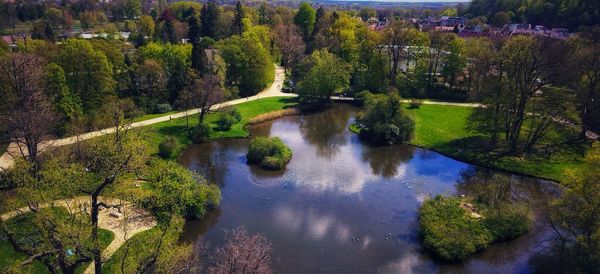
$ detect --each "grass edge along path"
[350,103,585,183]
[143,96,298,159]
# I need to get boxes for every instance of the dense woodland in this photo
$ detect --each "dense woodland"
[0,0,599,273]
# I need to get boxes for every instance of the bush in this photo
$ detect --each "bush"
[419,196,491,262]
[483,204,532,241]
[190,123,211,143]
[155,103,173,114]
[247,137,292,170]
[419,195,533,262]
[217,109,242,131]
[158,136,178,158]
[357,94,414,145]
[408,99,423,109]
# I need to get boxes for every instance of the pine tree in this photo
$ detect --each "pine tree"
[201,0,220,39]
[233,1,246,35]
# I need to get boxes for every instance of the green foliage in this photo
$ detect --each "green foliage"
[296,50,350,108]
[357,93,414,145]
[483,205,532,241]
[408,99,422,109]
[158,136,178,158]
[247,137,292,170]
[419,196,491,262]
[190,122,212,143]
[217,109,242,131]
[46,63,83,120]
[140,159,221,223]
[57,39,115,112]
[294,2,316,42]
[155,103,173,114]
[219,25,274,97]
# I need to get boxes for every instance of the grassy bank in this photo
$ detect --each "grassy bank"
[0,208,115,274]
[142,97,297,159]
[352,104,586,182]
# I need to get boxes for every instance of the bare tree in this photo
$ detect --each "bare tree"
[383,20,413,86]
[208,227,272,274]
[0,53,57,167]
[273,24,306,72]
[181,73,224,124]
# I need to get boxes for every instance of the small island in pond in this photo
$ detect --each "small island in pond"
[247,137,293,170]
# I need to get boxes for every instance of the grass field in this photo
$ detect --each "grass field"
[0,208,115,274]
[101,227,161,273]
[353,104,586,182]
[141,97,297,159]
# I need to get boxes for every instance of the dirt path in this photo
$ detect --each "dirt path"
[0,196,157,274]
[0,66,293,170]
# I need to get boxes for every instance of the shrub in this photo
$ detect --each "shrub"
[158,136,178,158]
[419,195,533,262]
[357,94,414,145]
[155,103,173,114]
[419,196,491,262]
[483,204,532,241]
[217,109,242,131]
[190,123,211,143]
[408,99,423,109]
[247,137,292,170]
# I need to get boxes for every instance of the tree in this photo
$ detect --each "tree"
[356,93,415,145]
[383,19,414,87]
[201,0,220,39]
[294,2,316,43]
[219,31,274,97]
[208,227,272,274]
[296,50,350,107]
[46,63,83,121]
[568,28,600,135]
[359,7,376,21]
[0,53,57,166]
[273,24,305,71]
[57,39,115,112]
[490,11,510,28]
[132,59,168,109]
[232,1,246,36]
[469,36,569,153]
[180,74,224,124]
[533,142,600,273]
[441,36,467,90]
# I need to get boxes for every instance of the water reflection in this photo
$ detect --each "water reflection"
[299,107,351,159]
[179,104,559,274]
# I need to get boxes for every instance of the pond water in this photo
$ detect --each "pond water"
[179,104,560,274]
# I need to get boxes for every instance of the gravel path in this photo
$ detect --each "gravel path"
[0,196,157,274]
[0,66,293,170]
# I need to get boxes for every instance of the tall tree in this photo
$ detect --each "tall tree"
[383,20,414,87]
[0,53,57,166]
[273,24,305,72]
[57,39,115,112]
[46,63,83,121]
[296,49,350,107]
[179,74,224,124]
[232,1,246,36]
[568,28,600,136]
[294,2,316,43]
[201,0,220,39]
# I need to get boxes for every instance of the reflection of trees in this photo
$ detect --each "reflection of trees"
[455,167,559,209]
[361,145,414,178]
[299,106,351,159]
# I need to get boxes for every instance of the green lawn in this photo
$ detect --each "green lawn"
[0,208,115,273]
[132,111,179,122]
[102,227,161,273]
[353,104,586,182]
[142,97,297,159]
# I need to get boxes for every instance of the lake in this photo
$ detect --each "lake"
[179,104,560,274]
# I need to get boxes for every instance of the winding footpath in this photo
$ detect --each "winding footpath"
[0,196,156,274]
[0,66,294,170]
